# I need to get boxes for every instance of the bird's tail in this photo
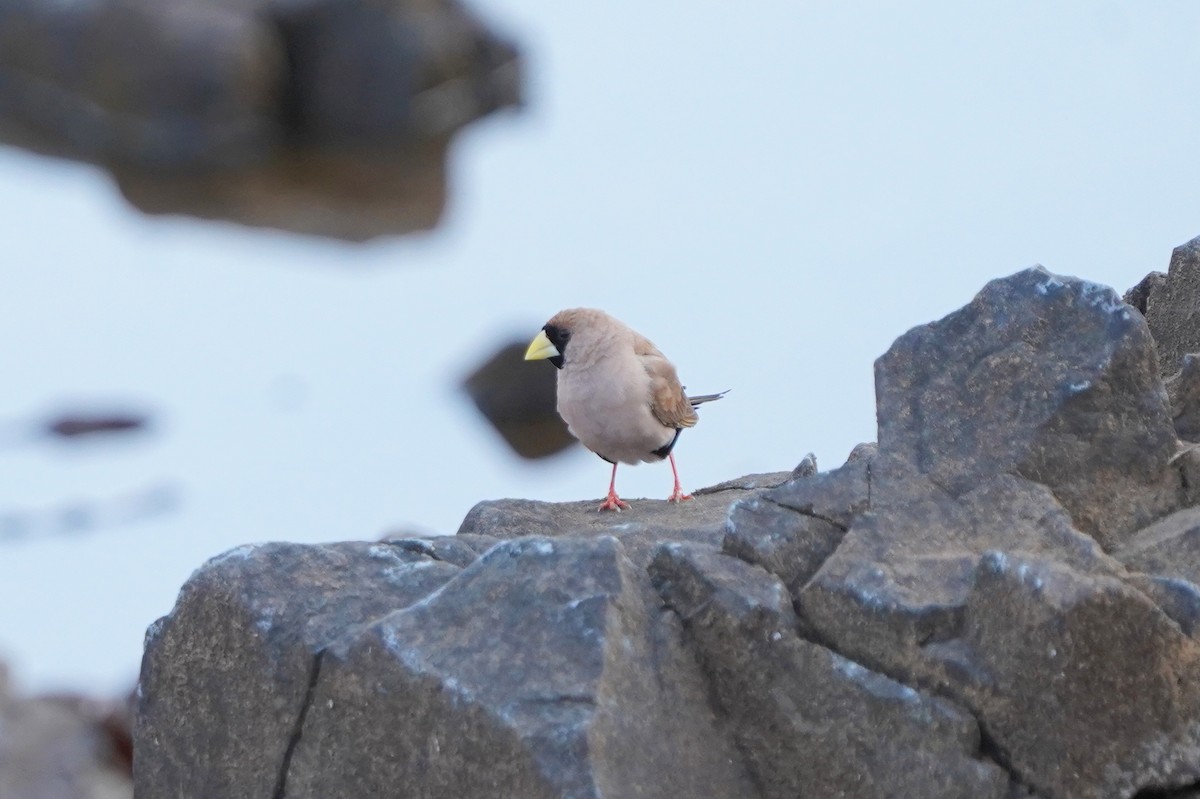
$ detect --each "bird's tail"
[688,389,730,407]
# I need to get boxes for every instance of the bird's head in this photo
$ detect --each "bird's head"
[524,317,572,370]
[524,308,610,370]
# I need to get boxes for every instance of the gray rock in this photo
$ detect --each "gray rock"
[1168,354,1200,442]
[791,452,818,478]
[0,0,521,240]
[649,544,1011,799]
[942,553,1200,799]
[1118,506,1200,585]
[134,541,459,799]
[800,468,1125,685]
[1144,235,1200,375]
[1181,447,1200,508]
[721,495,844,601]
[875,266,1181,550]
[458,474,791,566]
[285,537,757,798]
[1124,270,1168,315]
[757,445,873,529]
[721,454,872,599]
[0,0,283,168]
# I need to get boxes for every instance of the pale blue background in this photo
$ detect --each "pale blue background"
[1,0,1198,693]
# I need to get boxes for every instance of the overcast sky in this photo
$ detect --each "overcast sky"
[2,0,1199,694]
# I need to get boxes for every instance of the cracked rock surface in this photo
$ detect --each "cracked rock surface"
[649,543,1011,799]
[137,250,1200,799]
[135,541,460,798]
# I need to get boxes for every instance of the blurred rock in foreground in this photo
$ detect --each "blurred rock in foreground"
[0,0,521,241]
[136,239,1200,799]
[0,664,132,799]
[462,340,575,460]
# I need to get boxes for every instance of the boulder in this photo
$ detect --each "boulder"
[800,468,1124,684]
[135,541,460,798]
[939,553,1200,799]
[0,0,282,168]
[134,259,1200,799]
[650,544,1011,799]
[875,266,1182,550]
[0,0,521,240]
[283,537,756,798]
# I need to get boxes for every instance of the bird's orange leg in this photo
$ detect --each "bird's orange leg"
[598,461,630,512]
[666,453,692,503]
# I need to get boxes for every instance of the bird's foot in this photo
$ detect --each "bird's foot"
[598,493,631,512]
[666,488,693,503]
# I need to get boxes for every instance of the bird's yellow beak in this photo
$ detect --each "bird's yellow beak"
[524,329,560,361]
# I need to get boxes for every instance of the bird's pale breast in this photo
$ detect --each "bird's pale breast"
[556,354,676,464]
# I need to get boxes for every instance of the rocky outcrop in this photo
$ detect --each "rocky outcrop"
[0,0,521,240]
[649,544,1010,799]
[286,537,757,798]
[874,266,1181,550]
[136,541,460,797]
[136,250,1200,798]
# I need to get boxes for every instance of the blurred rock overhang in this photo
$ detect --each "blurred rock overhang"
[0,0,523,241]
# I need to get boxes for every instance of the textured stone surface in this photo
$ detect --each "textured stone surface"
[1119,506,1200,585]
[875,266,1182,550]
[942,553,1200,799]
[755,445,873,528]
[135,541,459,798]
[721,453,871,598]
[285,537,756,798]
[1125,573,1200,637]
[801,468,1124,683]
[650,544,1010,799]
[1144,235,1200,375]
[1123,270,1168,315]
[458,473,791,566]
[0,0,521,240]
[1168,354,1200,442]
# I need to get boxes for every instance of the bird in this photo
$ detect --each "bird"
[524,308,727,511]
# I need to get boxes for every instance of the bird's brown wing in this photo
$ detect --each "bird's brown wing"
[634,334,699,430]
